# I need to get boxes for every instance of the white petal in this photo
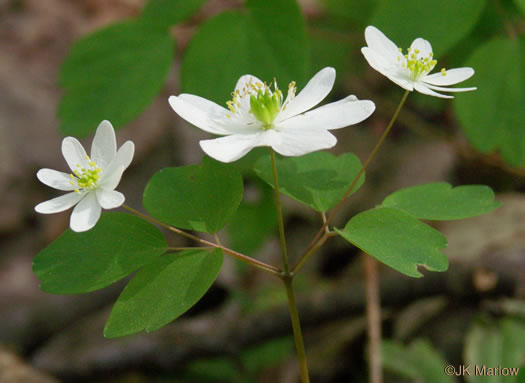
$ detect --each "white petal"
[169,95,231,135]
[414,82,453,99]
[35,192,85,214]
[91,120,116,168]
[281,97,375,131]
[270,127,337,157]
[364,26,401,62]
[100,141,134,189]
[361,47,414,91]
[96,189,125,209]
[200,133,263,163]
[423,68,475,86]
[62,137,89,173]
[409,38,433,58]
[423,83,477,93]
[70,192,102,232]
[234,74,264,93]
[277,67,336,122]
[37,169,77,191]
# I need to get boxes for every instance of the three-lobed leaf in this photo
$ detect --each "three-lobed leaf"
[143,156,243,233]
[59,20,174,137]
[181,0,309,105]
[33,213,168,294]
[104,248,223,338]
[336,207,448,278]
[382,182,500,220]
[454,37,525,166]
[254,151,364,212]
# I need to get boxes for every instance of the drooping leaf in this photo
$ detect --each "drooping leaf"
[454,37,525,166]
[104,248,223,338]
[336,207,448,278]
[59,20,174,137]
[254,151,364,212]
[33,212,168,294]
[141,0,207,30]
[181,0,309,105]
[371,0,486,55]
[464,318,525,382]
[382,182,500,220]
[143,156,243,233]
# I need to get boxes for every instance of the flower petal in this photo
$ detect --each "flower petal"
[409,38,433,58]
[169,95,233,135]
[100,141,134,189]
[414,82,453,99]
[91,120,117,168]
[200,133,263,163]
[269,127,337,157]
[35,192,85,214]
[37,168,77,191]
[281,97,376,130]
[364,26,401,63]
[70,192,102,232]
[234,74,264,93]
[423,83,477,93]
[277,67,336,122]
[361,47,414,91]
[96,189,125,209]
[423,67,475,86]
[62,137,89,173]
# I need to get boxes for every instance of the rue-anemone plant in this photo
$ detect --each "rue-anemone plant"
[34,25,500,383]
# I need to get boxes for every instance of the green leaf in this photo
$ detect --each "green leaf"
[336,207,448,278]
[371,0,486,54]
[382,182,500,220]
[254,151,364,212]
[321,0,379,26]
[59,20,174,137]
[33,212,168,294]
[454,37,525,166]
[104,248,223,338]
[515,0,525,16]
[143,156,243,233]
[464,318,525,382]
[181,0,309,105]
[141,0,206,30]
[382,339,455,383]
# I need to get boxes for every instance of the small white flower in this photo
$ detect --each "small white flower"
[361,26,476,98]
[169,67,375,163]
[35,120,135,232]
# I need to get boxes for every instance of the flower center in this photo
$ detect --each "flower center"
[70,155,101,193]
[398,48,446,80]
[225,79,297,130]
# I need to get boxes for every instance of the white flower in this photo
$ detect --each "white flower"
[35,120,135,232]
[169,67,375,163]
[361,26,476,98]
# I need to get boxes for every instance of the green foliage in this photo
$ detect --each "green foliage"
[142,0,206,30]
[143,156,243,233]
[464,318,525,382]
[181,0,309,105]
[454,37,525,166]
[382,182,500,220]
[104,249,223,338]
[516,0,525,16]
[381,339,455,383]
[254,151,364,212]
[58,21,174,137]
[371,0,486,54]
[336,207,448,278]
[33,213,168,294]
[321,0,379,26]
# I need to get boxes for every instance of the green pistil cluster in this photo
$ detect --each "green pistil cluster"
[250,86,283,128]
[398,47,444,80]
[70,155,101,193]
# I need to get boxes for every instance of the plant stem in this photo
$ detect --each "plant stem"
[364,255,382,383]
[121,204,281,277]
[293,90,410,273]
[269,148,310,382]
[284,277,310,383]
